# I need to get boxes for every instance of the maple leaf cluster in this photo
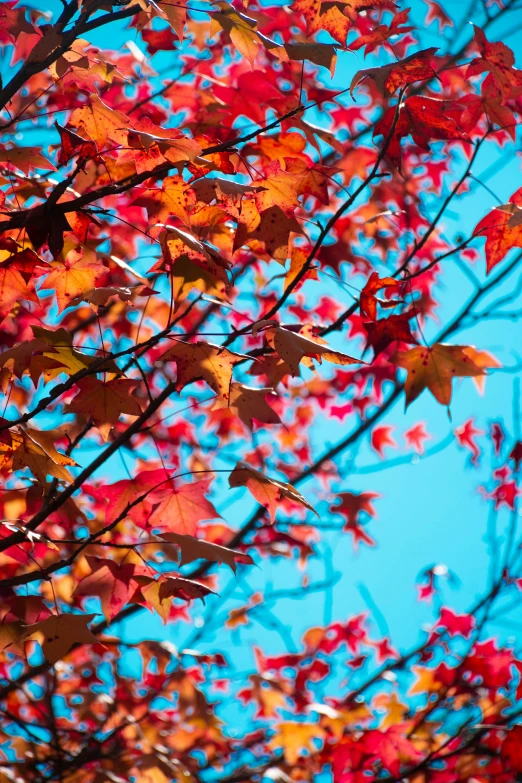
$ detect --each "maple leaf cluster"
[0,0,521,781]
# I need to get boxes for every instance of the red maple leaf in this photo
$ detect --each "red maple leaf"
[65,377,142,441]
[142,27,177,54]
[362,728,422,777]
[351,48,438,97]
[490,422,504,456]
[454,418,484,465]
[491,479,519,510]
[466,639,516,691]
[329,491,380,526]
[501,725,522,773]
[425,0,453,31]
[94,468,171,529]
[364,310,418,358]
[73,556,144,624]
[457,74,518,141]
[466,26,522,99]
[436,607,474,638]
[374,95,470,171]
[329,491,380,549]
[474,187,522,274]
[350,9,414,55]
[305,614,369,655]
[372,637,398,662]
[404,422,431,454]
[55,122,98,167]
[360,272,401,321]
[371,425,397,458]
[509,441,522,468]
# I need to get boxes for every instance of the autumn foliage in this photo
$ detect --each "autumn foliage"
[0,0,522,781]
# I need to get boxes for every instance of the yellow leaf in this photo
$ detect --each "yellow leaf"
[171,255,229,304]
[374,692,409,728]
[212,2,260,68]
[269,721,325,764]
[409,666,444,696]
[9,428,78,484]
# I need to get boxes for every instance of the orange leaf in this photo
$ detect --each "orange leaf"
[65,378,142,441]
[69,94,129,148]
[160,340,248,399]
[269,722,326,764]
[229,461,317,522]
[149,478,221,535]
[0,145,56,174]
[160,531,254,572]
[360,272,401,321]
[5,427,78,484]
[212,383,281,430]
[254,163,301,215]
[0,261,39,320]
[211,1,260,68]
[38,249,106,311]
[20,613,101,664]
[256,322,362,376]
[392,343,486,407]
